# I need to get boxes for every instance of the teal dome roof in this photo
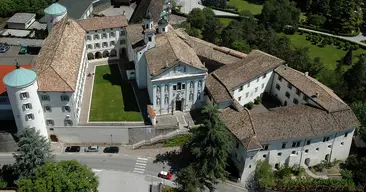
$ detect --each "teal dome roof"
[44,3,67,15]
[3,67,37,88]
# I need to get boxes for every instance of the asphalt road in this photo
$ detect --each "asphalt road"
[0,153,247,192]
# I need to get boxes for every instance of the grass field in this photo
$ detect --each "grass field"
[89,64,142,122]
[219,18,233,27]
[227,0,263,15]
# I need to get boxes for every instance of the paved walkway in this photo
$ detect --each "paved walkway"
[299,27,366,46]
[304,167,328,179]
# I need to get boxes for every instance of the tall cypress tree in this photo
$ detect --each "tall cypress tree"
[343,49,353,66]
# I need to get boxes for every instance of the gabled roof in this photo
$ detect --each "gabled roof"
[145,27,206,77]
[129,0,165,24]
[35,18,86,92]
[275,65,349,113]
[77,15,128,31]
[206,73,233,103]
[213,50,285,91]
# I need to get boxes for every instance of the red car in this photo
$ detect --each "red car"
[158,171,173,180]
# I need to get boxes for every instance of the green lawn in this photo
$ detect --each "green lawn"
[219,18,233,27]
[163,134,192,147]
[0,17,7,25]
[284,32,366,70]
[89,64,142,121]
[227,0,263,15]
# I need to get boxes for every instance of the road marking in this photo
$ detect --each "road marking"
[137,157,148,161]
[136,162,146,166]
[136,159,147,163]
[135,165,146,168]
[133,170,144,174]
[133,168,145,171]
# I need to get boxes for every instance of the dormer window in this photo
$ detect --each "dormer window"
[148,37,152,42]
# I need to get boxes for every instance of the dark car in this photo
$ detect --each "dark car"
[103,146,119,153]
[0,46,9,53]
[65,146,81,152]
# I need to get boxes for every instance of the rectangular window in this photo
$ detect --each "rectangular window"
[182,84,186,89]
[177,83,182,90]
[293,98,299,104]
[275,84,280,91]
[87,44,93,49]
[46,119,54,126]
[263,144,269,150]
[323,136,330,142]
[285,92,290,98]
[345,132,348,137]
[23,103,32,110]
[292,141,301,148]
[247,83,250,88]
[245,92,249,98]
[263,73,267,79]
[238,96,241,101]
[281,142,286,149]
[87,35,91,40]
[110,32,115,37]
[25,113,34,121]
[306,140,311,145]
[303,95,309,102]
[95,43,100,48]
[255,87,258,92]
[148,37,152,42]
[296,89,301,96]
[102,42,108,48]
[62,106,71,112]
[44,105,52,112]
[261,83,265,89]
[278,76,282,82]
[287,83,292,90]
[65,120,73,126]
[239,86,243,92]
[94,34,99,40]
[61,95,69,101]
[120,30,125,36]
[173,85,177,90]
[120,39,126,44]
[102,33,108,39]
[110,41,115,46]
[20,92,29,100]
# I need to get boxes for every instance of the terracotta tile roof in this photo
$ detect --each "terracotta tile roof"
[220,104,360,144]
[145,27,206,77]
[126,24,144,45]
[129,0,165,24]
[35,18,86,92]
[206,73,233,103]
[175,29,243,66]
[213,50,285,90]
[0,65,32,95]
[76,15,128,31]
[275,65,349,112]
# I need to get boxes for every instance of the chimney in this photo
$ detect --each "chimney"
[122,11,126,16]
[304,72,309,76]
[316,92,319,98]
[165,61,169,68]
[284,64,288,70]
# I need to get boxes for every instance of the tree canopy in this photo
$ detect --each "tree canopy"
[13,128,54,178]
[0,0,53,18]
[343,56,366,102]
[260,0,301,32]
[17,160,99,192]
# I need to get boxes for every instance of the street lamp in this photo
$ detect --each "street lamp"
[110,134,113,145]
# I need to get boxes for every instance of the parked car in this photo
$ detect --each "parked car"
[103,146,119,153]
[0,46,9,53]
[84,145,99,152]
[65,146,81,152]
[158,171,173,180]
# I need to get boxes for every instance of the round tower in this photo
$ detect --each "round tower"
[3,62,48,139]
[44,2,67,33]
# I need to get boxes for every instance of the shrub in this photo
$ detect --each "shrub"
[305,34,312,41]
[344,42,351,50]
[0,179,7,189]
[245,102,255,110]
[254,96,262,104]
[340,169,353,180]
[307,14,326,27]
[255,161,276,188]
[353,44,359,50]
[276,164,292,179]
[163,134,192,147]
[320,38,328,47]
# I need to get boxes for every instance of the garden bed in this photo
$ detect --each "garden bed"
[309,160,342,176]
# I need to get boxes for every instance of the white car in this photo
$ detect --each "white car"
[84,146,99,152]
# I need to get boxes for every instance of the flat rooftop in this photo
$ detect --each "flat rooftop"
[7,13,35,24]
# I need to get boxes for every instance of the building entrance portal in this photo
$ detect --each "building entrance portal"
[175,100,182,111]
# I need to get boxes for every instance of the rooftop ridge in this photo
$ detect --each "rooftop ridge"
[244,107,256,136]
[211,73,234,102]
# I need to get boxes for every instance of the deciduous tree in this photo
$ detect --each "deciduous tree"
[13,128,54,178]
[343,49,353,66]
[187,8,206,29]
[175,165,201,192]
[343,55,366,101]
[17,160,99,192]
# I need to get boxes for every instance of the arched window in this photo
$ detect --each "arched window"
[190,81,194,88]
[189,92,193,101]
[198,80,202,88]
[156,86,160,93]
[156,97,160,105]
[165,85,168,92]
[197,90,201,100]
[164,97,168,104]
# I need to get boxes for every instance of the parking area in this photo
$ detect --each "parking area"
[0,45,37,65]
[63,145,120,154]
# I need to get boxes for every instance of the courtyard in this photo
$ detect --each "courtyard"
[89,64,142,122]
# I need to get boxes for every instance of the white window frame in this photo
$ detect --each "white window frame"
[102,42,108,48]
[25,113,34,121]
[110,32,115,37]
[23,103,32,111]
[46,119,54,126]
[87,44,93,49]
[63,106,71,112]
[94,34,99,40]
[61,95,69,101]
[20,92,29,100]
[95,43,100,49]
[110,41,115,46]
[64,119,73,126]
[44,105,52,112]
[41,95,50,101]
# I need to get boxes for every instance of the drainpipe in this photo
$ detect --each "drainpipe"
[329,132,338,162]
[299,138,307,167]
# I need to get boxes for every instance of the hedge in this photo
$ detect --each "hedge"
[215,15,241,19]
[172,10,188,17]
[268,178,357,191]
[202,5,239,14]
